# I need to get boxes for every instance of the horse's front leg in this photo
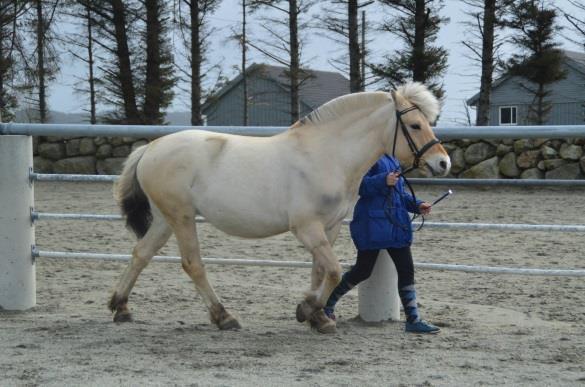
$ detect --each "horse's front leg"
[293,222,342,334]
[310,222,342,290]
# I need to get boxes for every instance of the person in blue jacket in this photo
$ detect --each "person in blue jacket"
[324,154,440,334]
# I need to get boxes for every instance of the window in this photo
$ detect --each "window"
[499,106,517,125]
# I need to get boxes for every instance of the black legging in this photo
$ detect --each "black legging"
[344,246,415,289]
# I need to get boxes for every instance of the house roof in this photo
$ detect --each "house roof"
[202,63,350,111]
[466,49,585,106]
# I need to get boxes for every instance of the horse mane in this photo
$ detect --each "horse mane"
[395,82,440,123]
[295,82,440,128]
[298,91,390,127]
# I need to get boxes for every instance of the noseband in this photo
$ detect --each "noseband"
[391,105,441,174]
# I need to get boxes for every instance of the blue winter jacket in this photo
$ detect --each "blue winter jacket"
[350,155,423,250]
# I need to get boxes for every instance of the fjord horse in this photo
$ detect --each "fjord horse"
[109,82,451,333]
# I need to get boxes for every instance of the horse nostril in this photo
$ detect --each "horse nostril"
[439,160,447,170]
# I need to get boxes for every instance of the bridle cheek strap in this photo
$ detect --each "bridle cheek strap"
[393,106,441,173]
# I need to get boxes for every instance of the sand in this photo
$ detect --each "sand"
[1,181,584,386]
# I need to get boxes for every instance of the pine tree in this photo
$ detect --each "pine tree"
[504,0,566,124]
[142,0,176,124]
[90,0,142,123]
[89,0,176,124]
[372,0,449,101]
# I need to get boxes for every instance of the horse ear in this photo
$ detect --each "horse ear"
[390,90,397,101]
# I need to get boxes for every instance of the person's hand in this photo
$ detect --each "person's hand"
[419,202,432,215]
[386,171,400,186]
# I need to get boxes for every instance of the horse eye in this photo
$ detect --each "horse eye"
[411,124,421,130]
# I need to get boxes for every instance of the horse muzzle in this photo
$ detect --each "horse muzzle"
[424,154,451,177]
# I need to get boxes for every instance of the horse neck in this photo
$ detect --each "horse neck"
[310,101,396,184]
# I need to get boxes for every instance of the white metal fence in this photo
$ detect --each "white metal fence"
[2,124,585,316]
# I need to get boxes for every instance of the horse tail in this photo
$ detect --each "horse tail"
[114,145,152,239]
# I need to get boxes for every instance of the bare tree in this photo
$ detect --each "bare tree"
[316,0,374,92]
[248,0,316,123]
[0,1,29,121]
[564,0,585,50]
[175,0,222,126]
[22,0,60,123]
[241,0,248,124]
[461,0,513,125]
[61,0,98,124]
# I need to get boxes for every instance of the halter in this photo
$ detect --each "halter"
[391,105,441,175]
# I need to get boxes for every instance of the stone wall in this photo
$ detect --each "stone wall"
[32,136,585,179]
[33,136,149,175]
[441,138,585,180]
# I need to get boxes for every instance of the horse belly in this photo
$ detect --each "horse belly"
[194,190,290,238]
[199,207,289,238]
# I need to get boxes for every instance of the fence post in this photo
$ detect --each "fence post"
[0,135,35,310]
[358,250,400,322]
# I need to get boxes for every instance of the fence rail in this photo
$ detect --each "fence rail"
[3,122,585,139]
[30,211,585,232]
[34,250,585,277]
[30,173,585,187]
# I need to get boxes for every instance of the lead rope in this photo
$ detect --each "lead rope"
[384,173,425,232]
[401,173,425,231]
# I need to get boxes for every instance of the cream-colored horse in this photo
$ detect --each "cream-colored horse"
[109,82,451,333]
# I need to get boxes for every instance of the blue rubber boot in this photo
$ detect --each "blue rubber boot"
[399,284,440,334]
[405,320,440,334]
[323,272,354,321]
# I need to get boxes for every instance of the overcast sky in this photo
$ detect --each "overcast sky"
[48,0,583,126]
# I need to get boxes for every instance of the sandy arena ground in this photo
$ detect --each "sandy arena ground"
[1,181,584,386]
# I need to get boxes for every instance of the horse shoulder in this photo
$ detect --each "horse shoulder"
[204,134,229,161]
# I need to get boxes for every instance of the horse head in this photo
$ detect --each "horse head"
[389,83,451,177]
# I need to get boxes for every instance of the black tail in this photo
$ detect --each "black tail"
[121,178,152,239]
[114,145,152,239]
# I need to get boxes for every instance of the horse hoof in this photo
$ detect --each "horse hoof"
[113,310,133,323]
[218,317,241,331]
[316,320,337,334]
[310,310,337,334]
[296,301,314,323]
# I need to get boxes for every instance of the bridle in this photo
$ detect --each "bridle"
[387,104,441,231]
[391,105,441,175]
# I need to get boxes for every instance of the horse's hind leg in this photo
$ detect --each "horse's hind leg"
[109,207,172,322]
[167,206,241,330]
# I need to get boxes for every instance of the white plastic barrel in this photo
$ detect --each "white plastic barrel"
[358,249,400,322]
